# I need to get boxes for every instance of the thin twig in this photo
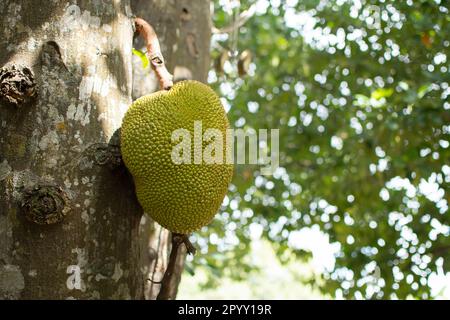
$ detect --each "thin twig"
[156,233,196,300]
[148,226,164,295]
[212,4,256,34]
[147,278,162,285]
[134,17,173,90]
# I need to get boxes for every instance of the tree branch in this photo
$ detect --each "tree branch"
[212,4,256,34]
[134,17,173,90]
[156,233,196,300]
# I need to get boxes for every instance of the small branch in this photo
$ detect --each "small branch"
[212,4,256,34]
[134,17,173,90]
[147,278,162,285]
[156,233,196,300]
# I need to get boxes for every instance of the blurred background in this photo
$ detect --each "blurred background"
[178,0,450,299]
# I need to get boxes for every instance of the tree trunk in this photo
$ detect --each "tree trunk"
[0,0,211,300]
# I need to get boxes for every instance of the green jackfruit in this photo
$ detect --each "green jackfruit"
[121,80,234,234]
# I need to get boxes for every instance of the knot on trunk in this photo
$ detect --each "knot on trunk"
[21,184,71,225]
[0,64,37,107]
[83,142,122,170]
[93,144,122,168]
[84,129,123,170]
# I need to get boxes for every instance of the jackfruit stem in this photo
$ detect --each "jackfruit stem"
[178,233,197,255]
[156,233,196,300]
[134,17,174,90]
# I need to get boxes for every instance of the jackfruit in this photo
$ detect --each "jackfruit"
[121,80,234,234]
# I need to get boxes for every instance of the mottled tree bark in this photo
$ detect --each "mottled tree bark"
[0,0,211,300]
[0,0,144,299]
[131,0,212,300]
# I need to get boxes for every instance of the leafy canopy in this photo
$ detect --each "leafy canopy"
[189,0,449,299]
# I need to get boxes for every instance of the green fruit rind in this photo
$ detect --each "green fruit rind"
[121,80,234,234]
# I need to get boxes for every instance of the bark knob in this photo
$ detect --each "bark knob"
[21,185,71,225]
[0,64,37,107]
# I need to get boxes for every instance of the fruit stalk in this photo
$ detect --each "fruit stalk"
[134,17,174,90]
[156,233,195,300]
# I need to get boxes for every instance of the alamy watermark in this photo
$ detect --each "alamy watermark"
[171,121,279,176]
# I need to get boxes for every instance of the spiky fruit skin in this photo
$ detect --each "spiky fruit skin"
[121,80,234,234]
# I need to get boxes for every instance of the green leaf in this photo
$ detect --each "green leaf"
[371,88,394,100]
[132,48,149,69]
[417,84,431,99]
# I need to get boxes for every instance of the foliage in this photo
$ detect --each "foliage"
[189,0,450,299]
[132,48,149,69]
